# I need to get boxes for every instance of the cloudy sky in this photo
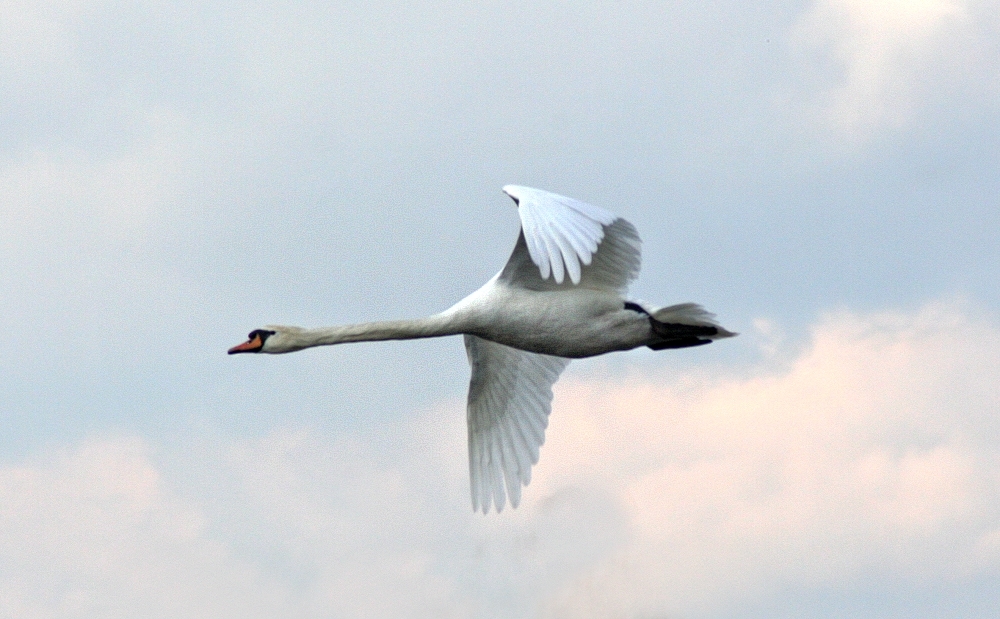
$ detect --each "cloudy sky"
[2,0,1000,616]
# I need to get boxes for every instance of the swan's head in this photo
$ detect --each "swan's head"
[228,326,306,354]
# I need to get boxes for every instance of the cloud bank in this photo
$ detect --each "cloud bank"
[537,300,1000,616]
[2,300,998,618]
[790,0,998,137]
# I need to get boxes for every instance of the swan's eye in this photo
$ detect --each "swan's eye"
[250,329,276,342]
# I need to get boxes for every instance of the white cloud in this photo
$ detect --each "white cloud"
[0,116,187,243]
[0,437,285,619]
[789,0,987,136]
[2,300,999,618]
[534,300,1000,616]
[0,0,88,71]
[0,108,204,351]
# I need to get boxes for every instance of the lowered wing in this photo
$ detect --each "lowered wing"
[465,334,570,513]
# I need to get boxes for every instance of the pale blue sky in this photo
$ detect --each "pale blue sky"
[2,1,999,617]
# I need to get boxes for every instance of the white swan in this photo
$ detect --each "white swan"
[229,185,735,513]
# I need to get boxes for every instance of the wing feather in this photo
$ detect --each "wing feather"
[546,220,582,283]
[519,205,550,280]
[538,220,565,283]
[558,213,600,261]
[499,185,641,293]
[464,334,570,514]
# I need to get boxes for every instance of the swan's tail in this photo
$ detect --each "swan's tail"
[641,302,737,350]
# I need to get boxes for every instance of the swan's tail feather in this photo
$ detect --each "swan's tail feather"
[643,302,737,350]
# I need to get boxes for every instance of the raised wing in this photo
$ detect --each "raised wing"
[499,185,642,294]
[464,334,570,514]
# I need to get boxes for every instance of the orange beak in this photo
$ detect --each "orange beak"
[228,333,264,354]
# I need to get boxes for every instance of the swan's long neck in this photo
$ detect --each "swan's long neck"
[311,314,463,344]
[272,312,468,352]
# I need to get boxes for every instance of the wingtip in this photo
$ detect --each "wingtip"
[502,185,520,206]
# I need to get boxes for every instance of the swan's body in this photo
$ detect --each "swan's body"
[230,185,735,513]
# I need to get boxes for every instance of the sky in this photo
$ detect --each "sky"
[1,0,999,617]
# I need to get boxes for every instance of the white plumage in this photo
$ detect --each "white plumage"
[230,185,735,513]
[464,334,569,513]
[503,185,617,285]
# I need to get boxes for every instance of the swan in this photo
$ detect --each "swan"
[229,185,735,513]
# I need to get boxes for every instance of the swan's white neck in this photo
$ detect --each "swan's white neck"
[310,314,463,344]
[267,312,466,353]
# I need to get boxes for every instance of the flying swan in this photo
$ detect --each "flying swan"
[229,186,735,513]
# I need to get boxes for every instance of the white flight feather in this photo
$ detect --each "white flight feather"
[465,334,569,513]
[502,185,618,285]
